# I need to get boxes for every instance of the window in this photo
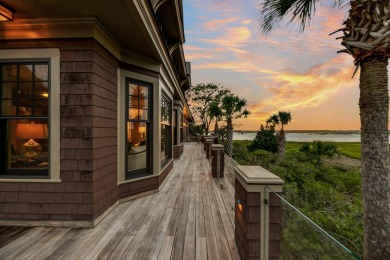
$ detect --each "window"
[161,93,172,164]
[173,109,177,145]
[0,62,50,177]
[126,79,151,178]
[180,111,184,143]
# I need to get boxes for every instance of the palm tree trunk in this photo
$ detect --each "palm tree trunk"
[278,129,286,155]
[214,120,219,136]
[226,117,233,157]
[359,59,390,259]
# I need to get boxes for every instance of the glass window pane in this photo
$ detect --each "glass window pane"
[19,82,33,98]
[2,65,17,81]
[19,99,34,116]
[127,122,147,171]
[129,84,140,96]
[1,99,16,116]
[1,82,17,99]
[129,108,138,120]
[34,64,48,81]
[139,97,148,109]
[139,86,148,98]
[34,99,48,116]
[19,65,33,81]
[34,82,48,98]
[3,119,49,170]
[139,109,148,120]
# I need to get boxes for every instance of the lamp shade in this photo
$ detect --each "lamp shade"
[0,2,14,21]
[15,123,47,139]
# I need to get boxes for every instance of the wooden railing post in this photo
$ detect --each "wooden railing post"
[211,144,224,178]
[234,165,284,260]
[205,138,214,159]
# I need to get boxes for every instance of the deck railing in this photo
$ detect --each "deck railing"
[266,186,361,260]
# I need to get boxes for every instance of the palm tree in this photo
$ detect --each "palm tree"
[266,111,292,154]
[209,101,223,136]
[260,1,390,258]
[220,95,250,157]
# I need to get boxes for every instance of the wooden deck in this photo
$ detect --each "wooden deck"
[0,142,240,259]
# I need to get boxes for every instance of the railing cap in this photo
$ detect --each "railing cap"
[235,165,284,185]
[211,144,224,150]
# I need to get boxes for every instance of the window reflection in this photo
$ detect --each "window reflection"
[127,122,147,171]
[127,81,150,176]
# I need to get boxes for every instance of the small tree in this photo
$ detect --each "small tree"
[266,111,292,155]
[300,141,339,165]
[248,124,278,153]
[208,101,223,136]
[185,83,231,134]
[220,94,250,157]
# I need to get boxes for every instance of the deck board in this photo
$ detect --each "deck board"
[0,143,240,260]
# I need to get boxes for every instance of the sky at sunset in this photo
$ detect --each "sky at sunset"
[182,0,373,131]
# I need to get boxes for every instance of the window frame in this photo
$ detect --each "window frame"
[0,49,60,182]
[160,92,172,166]
[125,78,153,179]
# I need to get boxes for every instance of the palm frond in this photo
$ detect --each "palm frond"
[260,0,345,34]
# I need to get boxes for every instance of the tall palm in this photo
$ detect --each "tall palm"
[260,1,390,258]
[220,95,250,157]
[266,111,292,154]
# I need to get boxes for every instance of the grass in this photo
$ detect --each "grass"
[286,142,362,159]
[334,142,362,160]
[236,140,389,161]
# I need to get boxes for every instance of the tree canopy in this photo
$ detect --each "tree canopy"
[186,83,231,134]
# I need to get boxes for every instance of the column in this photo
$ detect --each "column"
[211,144,224,177]
[234,165,284,260]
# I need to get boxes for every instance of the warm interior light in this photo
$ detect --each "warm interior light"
[139,126,146,134]
[41,92,49,98]
[0,2,14,21]
[15,123,47,161]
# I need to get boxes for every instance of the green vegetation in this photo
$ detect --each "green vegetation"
[232,140,363,256]
[300,141,339,165]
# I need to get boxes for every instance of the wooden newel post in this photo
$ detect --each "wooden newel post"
[205,138,214,159]
[203,136,212,151]
[211,144,224,178]
[234,165,284,260]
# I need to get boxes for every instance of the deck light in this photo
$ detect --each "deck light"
[0,2,14,21]
[236,199,243,212]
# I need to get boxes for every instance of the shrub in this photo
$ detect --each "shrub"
[248,124,278,153]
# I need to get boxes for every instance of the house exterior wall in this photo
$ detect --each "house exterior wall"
[0,39,118,223]
[0,38,179,226]
[0,0,191,226]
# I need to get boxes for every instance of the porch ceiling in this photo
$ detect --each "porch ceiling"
[0,0,157,59]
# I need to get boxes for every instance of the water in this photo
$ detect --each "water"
[233,132,362,142]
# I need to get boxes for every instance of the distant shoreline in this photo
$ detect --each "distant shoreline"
[235,130,363,134]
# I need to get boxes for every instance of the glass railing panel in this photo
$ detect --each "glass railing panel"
[266,186,361,260]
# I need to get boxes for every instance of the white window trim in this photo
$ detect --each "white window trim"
[0,48,61,182]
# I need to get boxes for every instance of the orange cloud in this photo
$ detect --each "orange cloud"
[203,18,238,31]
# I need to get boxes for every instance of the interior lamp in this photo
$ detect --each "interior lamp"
[0,2,14,21]
[15,123,47,161]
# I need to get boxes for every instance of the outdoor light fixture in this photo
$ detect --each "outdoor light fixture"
[236,199,243,212]
[0,2,14,21]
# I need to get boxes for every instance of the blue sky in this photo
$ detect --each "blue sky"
[183,0,365,130]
